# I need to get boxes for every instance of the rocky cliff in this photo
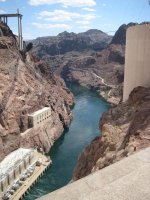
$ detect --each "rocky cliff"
[0,22,74,161]
[73,86,150,180]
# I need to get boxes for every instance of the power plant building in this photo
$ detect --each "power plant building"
[0,148,37,199]
[28,107,51,127]
[123,24,150,101]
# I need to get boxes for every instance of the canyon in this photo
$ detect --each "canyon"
[31,23,137,105]
[28,23,149,183]
[30,22,150,200]
[31,22,150,182]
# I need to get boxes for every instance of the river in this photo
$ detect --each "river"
[23,85,110,200]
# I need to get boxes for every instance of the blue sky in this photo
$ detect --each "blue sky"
[0,0,150,39]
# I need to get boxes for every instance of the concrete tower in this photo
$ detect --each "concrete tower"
[123,24,150,101]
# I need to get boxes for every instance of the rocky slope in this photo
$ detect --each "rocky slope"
[31,23,137,105]
[0,22,74,161]
[73,86,150,180]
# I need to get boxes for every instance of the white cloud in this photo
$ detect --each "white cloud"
[76,21,90,25]
[39,10,81,22]
[84,14,95,21]
[0,0,6,2]
[32,22,71,30]
[29,0,96,7]
[38,10,96,23]
[37,16,42,20]
[78,25,91,30]
[0,9,6,14]
[82,7,95,12]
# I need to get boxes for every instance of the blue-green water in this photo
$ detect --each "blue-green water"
[23,85,110,200]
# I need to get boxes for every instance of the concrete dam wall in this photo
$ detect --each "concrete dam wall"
[123,24,150,101]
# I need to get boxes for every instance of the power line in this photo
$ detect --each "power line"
[104,31,116,35]
[106,31,116,33]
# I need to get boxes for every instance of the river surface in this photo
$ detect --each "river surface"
[24,85,110,200]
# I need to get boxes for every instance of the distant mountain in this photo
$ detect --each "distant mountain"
[31,29,112,57]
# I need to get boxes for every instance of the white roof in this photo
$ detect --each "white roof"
[0,148,34,180]
[28,107,50,117]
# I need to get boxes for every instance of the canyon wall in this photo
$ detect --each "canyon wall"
[0,22,74,161]
[73,86,150,180]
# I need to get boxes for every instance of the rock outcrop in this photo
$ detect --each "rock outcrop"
[73,86,150,180]
[0,22,74,161]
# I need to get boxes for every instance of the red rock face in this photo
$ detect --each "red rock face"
[73,87,150,180]
[0,22,74,161]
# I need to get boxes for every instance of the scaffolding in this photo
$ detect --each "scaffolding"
[0,9,23,50]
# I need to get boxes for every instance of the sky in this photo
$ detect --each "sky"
[0,0,150,39]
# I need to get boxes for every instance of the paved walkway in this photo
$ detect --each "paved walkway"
[92,72,116,88]
[38,147,150,200]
